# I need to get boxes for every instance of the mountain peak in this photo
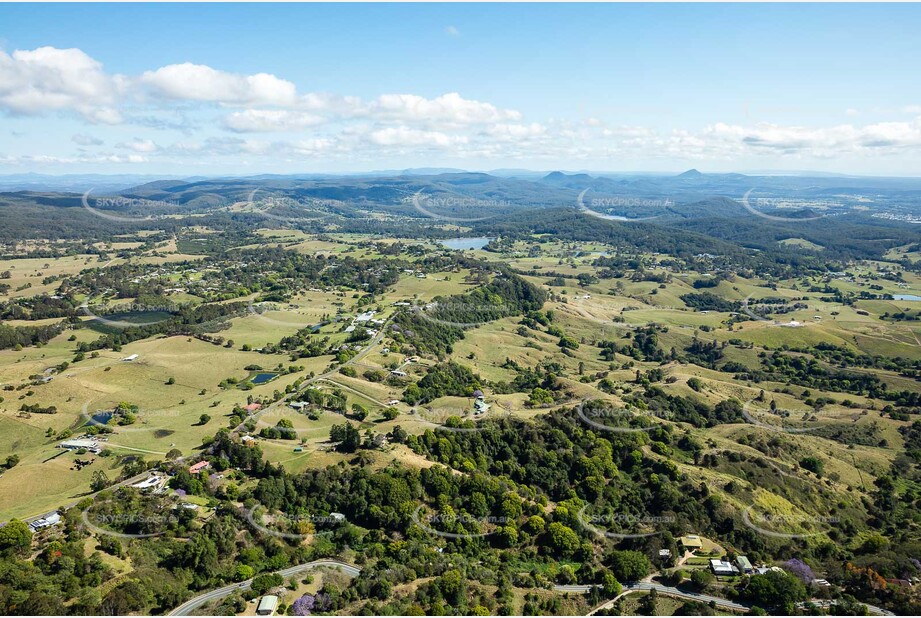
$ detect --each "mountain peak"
[678,169,703,178]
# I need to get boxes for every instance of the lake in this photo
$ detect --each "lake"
[440,237,493,250]
[893,294,921,301]
[251,372,278,385]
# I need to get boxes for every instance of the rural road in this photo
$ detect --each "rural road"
[571,582,894,617]
[560,582,749,613]
[168,559,361,616]
[238,314,391,434]
[170,560,895,617]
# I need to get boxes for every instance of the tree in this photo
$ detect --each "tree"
[545,522,581,557]
[381,407,399,421]
[351,403,368,421]
[197,413,211,426]
[90,470,111,492]
[293,594,315,616]
[4,454,19,469]
[0,519,32,555]
[601,570,622,597]
[690,568,713,591]
[251,573,284,595]
[330,423,360,452]
[743,571,807,613]
[608,549,651,582]
[166,377,176,385]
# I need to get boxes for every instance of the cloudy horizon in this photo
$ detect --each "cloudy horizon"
[2,3,921,176]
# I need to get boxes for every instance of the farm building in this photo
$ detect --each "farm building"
[256,595,279,615]
[710,559,738,575]
[59,438,100,453]
[736,555,754,574]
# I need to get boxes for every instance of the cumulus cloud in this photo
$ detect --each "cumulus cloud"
[72,133,104,146]
[139,62,298,106]
[116,138,160,153]
[369,92,521,125]
[0,46,123,123]
[224,109,326,132]
[368,126,468,147]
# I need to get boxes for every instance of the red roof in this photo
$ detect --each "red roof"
[245,403,262,412]
[188,461,210,474]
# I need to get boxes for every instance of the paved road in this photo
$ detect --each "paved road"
[554,582,750,613]
[168,559,361,616]
[237,315,391,434]
[570,582,895,617]
[798,599,895,616]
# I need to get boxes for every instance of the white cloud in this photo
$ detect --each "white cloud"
[224,109,326,133]
[368,126,468,147]
[0,46,123,123]
[116,138,160,153]
[139,62,298,106]
[369,92,521,125]
[72,133,104,146]
[445,25,461,37]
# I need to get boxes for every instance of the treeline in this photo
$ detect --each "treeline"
[391,273,546,357]
[0,321,67,350]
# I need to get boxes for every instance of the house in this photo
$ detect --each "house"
[390,370,407,377]
[736,555,754,574]
[710,559,738,576]
[329,512,346,522]
[680,535,703,550]
[131,475,163,491]
[387,400,400,406]
[188,461,210,474]
[59,438,100,453]
[256,595,279,615]
[245,403,262,413]
[474,399,491,414]
[813,579,832,587]
[122,354,139,362]
[289,402,308,410]
[887,578,912,589]
[659,549,672,558]
[241,435,257,446]
[29,512,61,532]
[355,311,375,322]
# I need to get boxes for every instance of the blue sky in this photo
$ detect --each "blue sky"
[2,3,921,175]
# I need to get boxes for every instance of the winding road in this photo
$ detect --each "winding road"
[168,559,361,616]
